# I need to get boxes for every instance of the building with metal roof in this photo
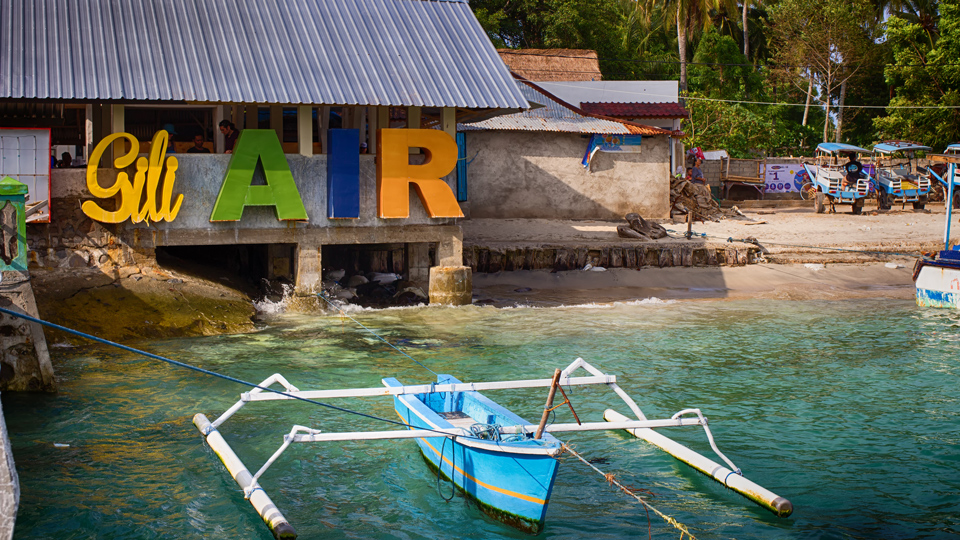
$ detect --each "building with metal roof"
[459,80,674,220]
[0,0,526,109]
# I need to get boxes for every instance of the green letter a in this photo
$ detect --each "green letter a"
[210,130,309,221]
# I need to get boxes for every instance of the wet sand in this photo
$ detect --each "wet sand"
[471,263,916,306]
[464,204,935,305]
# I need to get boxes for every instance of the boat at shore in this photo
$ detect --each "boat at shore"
[194,358,792,539]
[914,153,960,308]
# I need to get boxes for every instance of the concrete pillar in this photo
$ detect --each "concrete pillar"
[267,244,292,281]
[436,230,463,266]
[406,242,431,285]
[428,266,472,306]
[298,106,313,156]
[294,243,322,296]
[0,398,18,540]
[0,177,54,392]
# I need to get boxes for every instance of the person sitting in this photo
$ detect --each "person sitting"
[841,152,863,190]
[187,134,211,154]
[162,123,178,153]
[57,152,72,168]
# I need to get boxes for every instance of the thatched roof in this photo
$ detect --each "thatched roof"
[497,49,602,81]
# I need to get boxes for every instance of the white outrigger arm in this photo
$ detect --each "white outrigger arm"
[193,358,791,539]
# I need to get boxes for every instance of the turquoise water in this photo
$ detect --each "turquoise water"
[4,298,960,539]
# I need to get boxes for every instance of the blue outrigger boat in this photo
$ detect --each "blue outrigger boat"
[915,153,960,308]
[802,143,874,214]
[871,141,932,210]
[194,358,792,538]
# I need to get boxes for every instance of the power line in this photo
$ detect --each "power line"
[537,80,960,110]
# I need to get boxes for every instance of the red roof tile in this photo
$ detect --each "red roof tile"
[580,102,689,118]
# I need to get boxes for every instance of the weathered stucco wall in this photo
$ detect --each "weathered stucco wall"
[464,131,670,219]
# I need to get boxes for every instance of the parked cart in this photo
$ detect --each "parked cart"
[872,141,932,210]
[801,143,873,214]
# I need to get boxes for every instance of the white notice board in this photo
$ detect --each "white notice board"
[0,128,51,222]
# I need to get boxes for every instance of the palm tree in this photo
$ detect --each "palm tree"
[641,0,737,92]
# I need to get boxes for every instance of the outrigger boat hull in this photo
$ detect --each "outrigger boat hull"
[915,251,960,308]
[386,375,562,534]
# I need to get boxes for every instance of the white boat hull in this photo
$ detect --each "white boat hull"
[915,263,960,308]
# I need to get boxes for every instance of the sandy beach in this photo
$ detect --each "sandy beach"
[464,202,946,304]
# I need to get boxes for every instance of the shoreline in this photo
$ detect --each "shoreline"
[471,262,917,306]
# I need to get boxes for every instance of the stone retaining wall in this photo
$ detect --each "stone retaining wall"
[464,244,759,273]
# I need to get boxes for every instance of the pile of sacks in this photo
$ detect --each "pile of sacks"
[670,175,724,222]
[617,212,669,240]
[323,269,428,306]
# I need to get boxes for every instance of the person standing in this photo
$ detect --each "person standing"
[218,120,239,154]
[187,134,211,154]
[162,123,178,153]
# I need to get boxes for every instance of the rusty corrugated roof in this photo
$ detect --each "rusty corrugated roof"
[460,79,672,135]
[581,102,689,119]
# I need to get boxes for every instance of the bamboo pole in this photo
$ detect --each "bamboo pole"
[193,414,298,539]
[535,369,562,439]
[604,409,793,517]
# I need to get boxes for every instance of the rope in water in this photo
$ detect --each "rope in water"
[316,293,438,376]
[0,305,454,435]
[562,443,696,540]
[662,227,922,258]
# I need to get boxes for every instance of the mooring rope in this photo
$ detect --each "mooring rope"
[562,443,696,540]
[316,293,438,376]
[0,305,459,437]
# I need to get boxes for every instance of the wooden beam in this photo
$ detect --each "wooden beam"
[214,106,225,153]
[442,107,456,139]
[270,105,283,144]
[298,105,313,156]
[319,106,330,154]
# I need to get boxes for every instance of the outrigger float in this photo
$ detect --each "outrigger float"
[194,357,793,538]
[914,153,960,308]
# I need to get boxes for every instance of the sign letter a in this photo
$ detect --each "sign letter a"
[377,129,464,218]
[210,130,308,221]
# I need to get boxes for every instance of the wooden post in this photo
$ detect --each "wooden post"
[214,106,225,153]
[245,104,258,131]
[297,105,313,156]
[270,105,283,146]
[368,106,379,155]
[535,369,562,439]
[318,106,330,154]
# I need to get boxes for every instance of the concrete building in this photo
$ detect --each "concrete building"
[460,80,675,219]
[0,0,530,302]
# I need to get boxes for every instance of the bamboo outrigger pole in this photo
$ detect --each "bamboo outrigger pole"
[604,409,793,517]
[194,413,298,540]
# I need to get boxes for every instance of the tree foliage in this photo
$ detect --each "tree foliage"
[875,2,960,150]
[469,0,960,155]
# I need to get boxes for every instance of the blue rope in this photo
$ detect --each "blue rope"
[316,293,438,376]
[0,305,450,434]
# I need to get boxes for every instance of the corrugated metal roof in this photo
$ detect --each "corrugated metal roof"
[0,0,527,109]
[460,80,674,136]
[580,102,689,119]
[459,80,631,134]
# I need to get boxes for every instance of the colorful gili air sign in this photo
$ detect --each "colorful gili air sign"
[581,134,643,168]
[83,131,183,223]
[83,128,462,224]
